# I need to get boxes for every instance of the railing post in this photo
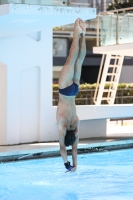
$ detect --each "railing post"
[121,90,123,104]
[116,11,119,44]
[101,0,106,12]
[91,90,93,105]
[67,0,70,6]
[93,0,96,8]
[97,15,100,47]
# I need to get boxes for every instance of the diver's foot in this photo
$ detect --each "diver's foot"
[74,18,83,36]
[79,19,86,34]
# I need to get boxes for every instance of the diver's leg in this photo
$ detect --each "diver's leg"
[59,18,82,89]
[73,20,86,85]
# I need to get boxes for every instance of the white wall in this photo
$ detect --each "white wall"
[0,4,97,145]
[119,65,133,83]
[0,30,54,145]
[79,119,107,138]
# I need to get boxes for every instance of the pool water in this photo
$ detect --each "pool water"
[0,148,133,200]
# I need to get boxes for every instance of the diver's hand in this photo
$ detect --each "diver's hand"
[64,162,77,172]
[66,166,77,173]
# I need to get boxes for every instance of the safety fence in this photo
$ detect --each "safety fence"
[53,88,133,106]
[97,7,133,46]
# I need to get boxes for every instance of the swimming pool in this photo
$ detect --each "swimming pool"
[0,148,133,200]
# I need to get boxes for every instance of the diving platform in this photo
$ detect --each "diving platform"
[0,3,96,38]
[93,7,133,105]
[0,4,133,145]
[93,43,133,57]
[0,3,96,145]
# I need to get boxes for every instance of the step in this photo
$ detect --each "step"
[111,56,122,59]
[103,89,115,92]
[107,73,119,76]
[101,97,113,100]
[109,64,120,68]
[105,81,117,84]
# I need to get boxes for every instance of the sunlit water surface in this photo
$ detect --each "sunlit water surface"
[0,149,133,200]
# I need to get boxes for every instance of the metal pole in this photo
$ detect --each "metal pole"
[93,0,96,8]
[116,11,119,44]
[67,0,71,6]
[97,15,100,46]
[101,0,106,12]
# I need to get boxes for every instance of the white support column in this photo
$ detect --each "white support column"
[0,4,96,145]
[7,65,20,144]
[39,30,58,142]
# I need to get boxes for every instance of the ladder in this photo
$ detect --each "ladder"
[93,54,124,105]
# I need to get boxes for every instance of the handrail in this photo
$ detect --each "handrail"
[68,0,90,7]
[53,89,133,106]
[100,7,133,15]
[0,0,68,6]
[93,54,105,104]
[0,0,91,7]
[96,7,133,47]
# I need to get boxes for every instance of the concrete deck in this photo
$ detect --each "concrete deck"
[0,137,133,162]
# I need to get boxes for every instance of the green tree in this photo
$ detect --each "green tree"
[107,0,133,11]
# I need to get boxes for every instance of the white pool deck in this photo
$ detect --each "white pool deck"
[0,133,133,162]
[0,137,133,155]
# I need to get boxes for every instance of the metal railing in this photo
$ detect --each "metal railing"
[110,117,133,126]
[53,88,133,106]
[0,0,68,6]
[0,0,91,6]
[96,7,133,46]
[68,0,90,7]
[93,54,105,104]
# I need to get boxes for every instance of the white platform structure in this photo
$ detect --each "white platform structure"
[0,3,97,145]
[93,9,133,105]
[0,4,133,145]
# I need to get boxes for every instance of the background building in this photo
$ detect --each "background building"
[53,0,133,84]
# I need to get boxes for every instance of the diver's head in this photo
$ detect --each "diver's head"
[64,130,76,147]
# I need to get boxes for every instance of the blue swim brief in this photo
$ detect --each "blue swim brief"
[59,83,79,96]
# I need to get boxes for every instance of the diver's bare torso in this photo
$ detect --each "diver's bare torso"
[56,94,79,131]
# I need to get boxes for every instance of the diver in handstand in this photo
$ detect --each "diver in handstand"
[56,18,86,172]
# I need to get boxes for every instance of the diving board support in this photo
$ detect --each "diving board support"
[0,4,96,145]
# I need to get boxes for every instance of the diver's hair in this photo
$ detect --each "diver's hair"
[64,130,76,147]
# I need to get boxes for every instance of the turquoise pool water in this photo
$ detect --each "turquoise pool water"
[0,149,133,200]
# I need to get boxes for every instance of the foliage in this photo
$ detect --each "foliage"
[127,83,133,88]
[53,82,133,90]
[53,84,59,90]
[107,0,133,11]
[53,83,133,105]
[117,83,127,88]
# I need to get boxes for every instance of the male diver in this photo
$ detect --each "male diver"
[56,18,86,172]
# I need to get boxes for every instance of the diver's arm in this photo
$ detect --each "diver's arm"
[71,127,79,171]
[59,127,74,172]
[59,127,68,163]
